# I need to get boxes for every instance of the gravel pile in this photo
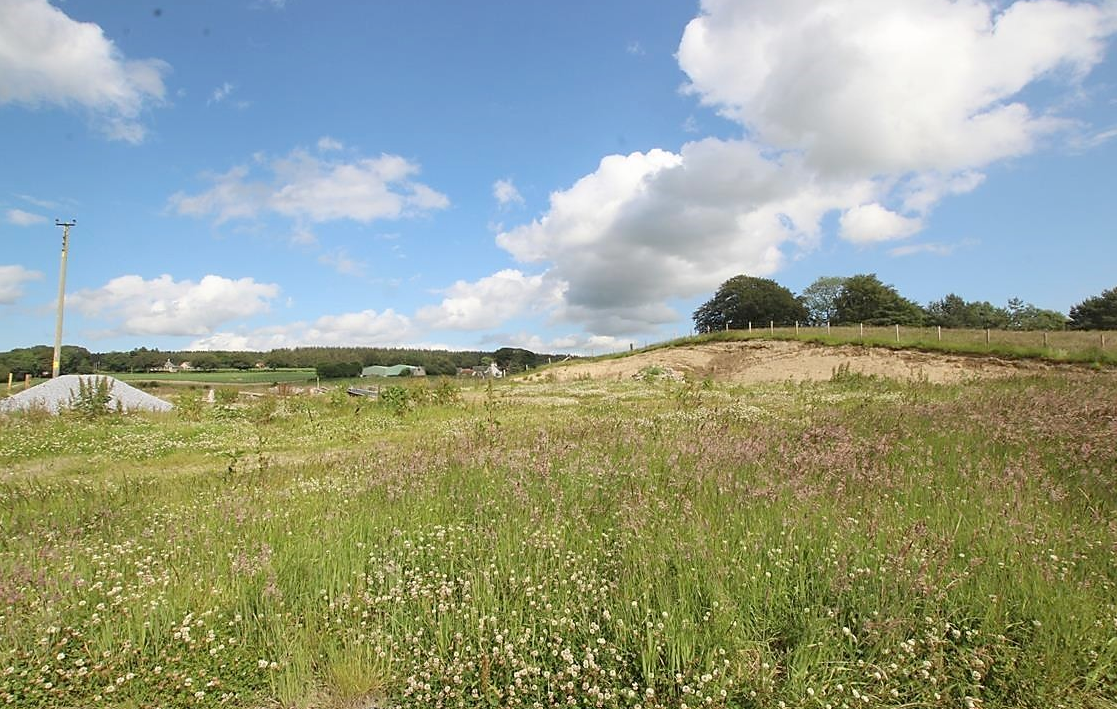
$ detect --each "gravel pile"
[0,375,173,414]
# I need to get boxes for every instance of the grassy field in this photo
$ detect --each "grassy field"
[110,369,318,385]
[609,327,1117,367]
[1,369,1115,708]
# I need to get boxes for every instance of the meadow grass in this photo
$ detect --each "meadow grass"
[1,372,1115,708]
[600,327,1117,367]
[110,369,318,386]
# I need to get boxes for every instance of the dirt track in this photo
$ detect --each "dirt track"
[532,340,1067,384]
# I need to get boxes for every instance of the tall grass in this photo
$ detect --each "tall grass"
[1,372,1115,708]
[612,326,1117,366]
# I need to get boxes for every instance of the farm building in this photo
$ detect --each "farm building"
[456,362,505,378]
[360,364,426,378]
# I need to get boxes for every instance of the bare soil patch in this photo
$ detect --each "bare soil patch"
[530,340,1075,384]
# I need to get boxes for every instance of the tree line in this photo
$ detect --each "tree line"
[0,345,558,381]
[694,275,1117,333]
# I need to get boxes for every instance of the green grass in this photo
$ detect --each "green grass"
[109,368,317,385]
[588,326,1117,367]
[1,371,1115,708]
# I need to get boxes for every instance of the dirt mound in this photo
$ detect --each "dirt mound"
[0,375,174,414]
[532,340,1060,384]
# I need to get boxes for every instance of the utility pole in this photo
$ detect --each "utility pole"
[52,220,75,378]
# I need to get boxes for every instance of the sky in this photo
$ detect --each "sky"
[1,0,1116,355]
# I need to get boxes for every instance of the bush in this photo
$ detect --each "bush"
[175,389,205,421]
[211,387,240,419]
[431,379,461,406]
[379,386,411,416]
[67,376,116,418]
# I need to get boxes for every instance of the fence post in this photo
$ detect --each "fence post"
[1103,334,1107,349]
[895,324,900,342]
[937,325,941,341]
[770,321,774,335]
[985,329,990,345]
[826,321,831,335]
[795,321,799,336]
[859,323,864,340]
[748,321,752,332]
[1043,331,1048,348]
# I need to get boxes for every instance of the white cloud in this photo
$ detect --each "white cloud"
[289,226,318,246]
[1068,124,1117,151]
[17,194,59,209]
[626,41,646,56]
[0,0,169,143]
[900,171,986,215]
[481,0,1117,339]
[839,203,923,244]
[889,242,958,258]
[0,264,42,304]
[492,178,524,208]
[495,140,872,335]
[317,136,343,152]
[170,165,268,223]
[170,147,449,225]
[677,0,1116,175]
[491,331,630,356]
[5,208,46,226]
[318,247,366,276]
[890,238,978,258]
[189,308,414,351]
[417,269,560,331]
[69,274,279,336]
[208,82,234,105]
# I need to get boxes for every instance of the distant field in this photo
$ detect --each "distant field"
[110,368,317,384]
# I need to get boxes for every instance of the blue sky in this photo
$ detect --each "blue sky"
[2,0,1115,354]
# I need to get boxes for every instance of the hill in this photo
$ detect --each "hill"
[529,339,1091,384]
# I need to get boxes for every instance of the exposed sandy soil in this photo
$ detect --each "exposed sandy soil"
[529,340,1071,384]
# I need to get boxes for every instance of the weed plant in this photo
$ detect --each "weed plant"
[0,373,1114,708]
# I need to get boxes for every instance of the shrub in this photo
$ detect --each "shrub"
[68,376,115,418]
[174,388,205,421]
[379,385,411,416]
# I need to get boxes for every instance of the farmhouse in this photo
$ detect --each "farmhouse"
[360,364,426,378]
[456,363,506,378]
[155,359,195,373]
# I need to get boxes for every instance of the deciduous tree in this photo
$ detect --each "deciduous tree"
[693,275,807,332]
[800,276,847,325]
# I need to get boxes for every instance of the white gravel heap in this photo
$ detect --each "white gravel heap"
[0,375,173,414]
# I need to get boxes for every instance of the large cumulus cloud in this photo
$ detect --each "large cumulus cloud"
[467,0,1117,338]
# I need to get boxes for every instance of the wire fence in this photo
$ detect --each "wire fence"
[778,324,1111,351]
[622,324,1116,361]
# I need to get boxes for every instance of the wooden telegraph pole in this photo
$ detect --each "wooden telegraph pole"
[52,220,75,378]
